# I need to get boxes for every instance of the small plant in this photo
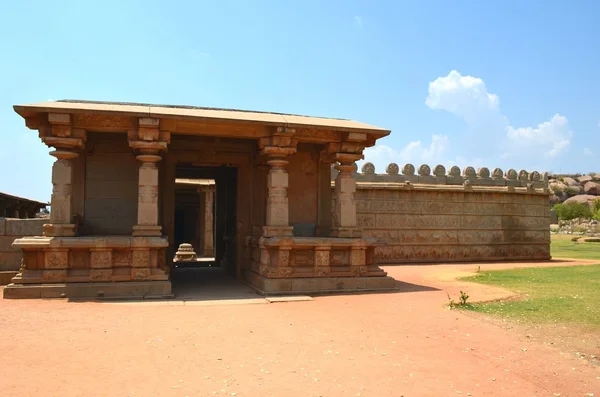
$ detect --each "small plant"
[447,291,470,308]
[571,236,582,242]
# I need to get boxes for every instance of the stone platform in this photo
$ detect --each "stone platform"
[3,280,172,299]
[244,270,397,295]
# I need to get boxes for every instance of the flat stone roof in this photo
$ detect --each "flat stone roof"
[0,191,48,206]
[14,100,391,135]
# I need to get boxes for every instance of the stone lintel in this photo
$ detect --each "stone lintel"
[48,113,71,125]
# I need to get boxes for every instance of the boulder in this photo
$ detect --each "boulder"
[578,175,593,185]
[549,194,562,205]
[584,182,600,195]
[562,177,580,187]
[564,194,599,207]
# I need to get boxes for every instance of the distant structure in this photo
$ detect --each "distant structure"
[0,192,48,219]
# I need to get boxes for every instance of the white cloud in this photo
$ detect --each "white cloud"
[584,147,593,156]
[426,70,500,122]
[361,135,449,172]
[425,70,572,161]
[506,114,572,158]
[361,70,573,173]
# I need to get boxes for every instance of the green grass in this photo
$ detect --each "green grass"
[458,235,600,328]
[551,234,600,260]
[460,265,600,328]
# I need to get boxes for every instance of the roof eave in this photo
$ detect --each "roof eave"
[13,102,391,136]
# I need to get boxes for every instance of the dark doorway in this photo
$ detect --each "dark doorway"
[173,164,238,279]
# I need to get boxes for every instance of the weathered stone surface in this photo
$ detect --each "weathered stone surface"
[354,185,550,264]
[4,218,45,236]
[584,182,600,195]
[564,194,599,207]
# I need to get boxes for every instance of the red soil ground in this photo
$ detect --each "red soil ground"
[1,259,599,397]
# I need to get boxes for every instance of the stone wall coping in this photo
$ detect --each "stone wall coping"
[332,163,549,189]
[12,236,169,249]
[345,181,549,195]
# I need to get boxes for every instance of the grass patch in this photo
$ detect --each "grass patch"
[551,234,600,260]
[461,265,600,328]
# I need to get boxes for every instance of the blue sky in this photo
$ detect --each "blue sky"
[1,0,598,201]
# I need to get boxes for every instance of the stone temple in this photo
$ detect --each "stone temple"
[3,100,551,299]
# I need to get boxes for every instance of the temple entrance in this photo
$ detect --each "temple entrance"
[171,164,238,296]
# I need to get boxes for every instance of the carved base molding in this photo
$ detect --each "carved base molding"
[3,281,172,299]
[243,270,396,295]
[9,236,169,287]
[246,235,388,280]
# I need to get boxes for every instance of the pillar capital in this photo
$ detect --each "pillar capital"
[259,127,298,158]
[37,113,86,158]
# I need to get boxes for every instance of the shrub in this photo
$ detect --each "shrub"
[592,199,600,221]
[565,186,581,196]
[552,202,592,221]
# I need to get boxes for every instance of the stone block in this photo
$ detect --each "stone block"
[89,269,113,282]
[4,218,46,236]
[3,284,43,299]
[0,236,18,251]
[42,269,68,282]
[0,271,18,285]
[291,278,318,292]
[90,250,112,268]
[131,267,151,280]
[44,251,69,269]
[0,218,5,235]
[5,281,172,300]
[0,252,22,271]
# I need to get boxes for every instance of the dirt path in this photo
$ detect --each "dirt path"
[1,260,599,396]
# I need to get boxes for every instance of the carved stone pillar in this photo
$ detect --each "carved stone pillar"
[259,128,297,237]
[330,152,363,238]
[38,113,86,237]
[129,118,170,237]
[200,185,215,257]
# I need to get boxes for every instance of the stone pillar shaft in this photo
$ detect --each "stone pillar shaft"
[266,158,289,226]
[331,158,362,238]
[44,151,79,236]
[203,187,215,257]
[132,155,162,237]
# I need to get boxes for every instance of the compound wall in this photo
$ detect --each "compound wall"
[0,217,46,271]
[341,163,551,263]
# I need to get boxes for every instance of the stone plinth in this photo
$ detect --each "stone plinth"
[174,243,197,262]
[244,236,395,294]
[4,236,171,299]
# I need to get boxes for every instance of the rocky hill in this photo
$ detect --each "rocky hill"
[549,173,600,205]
